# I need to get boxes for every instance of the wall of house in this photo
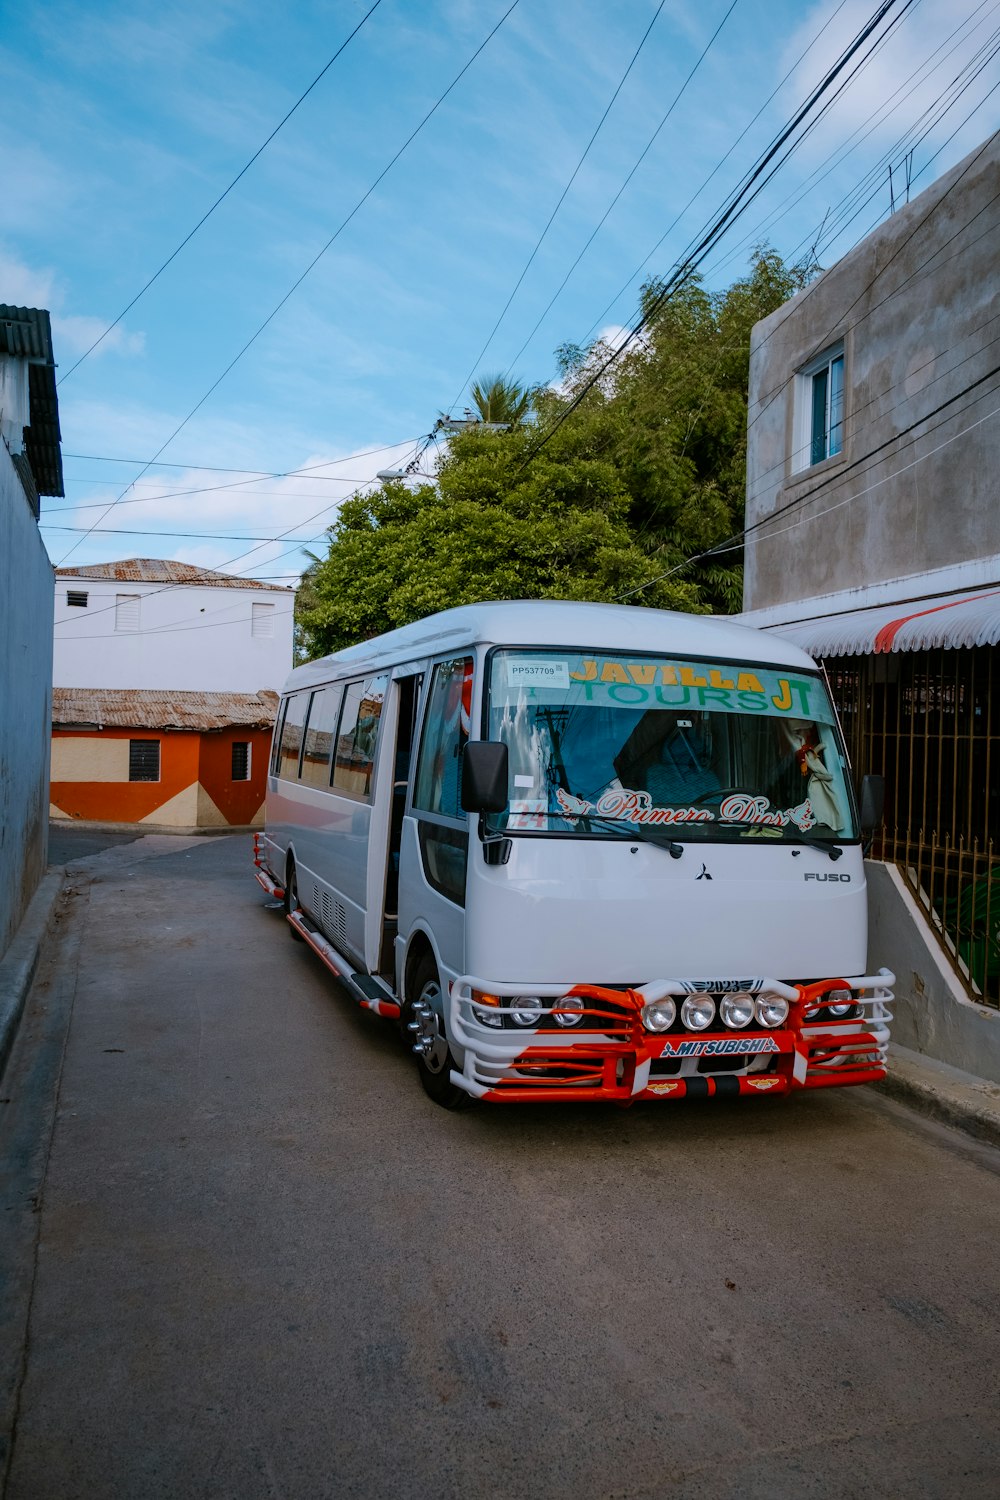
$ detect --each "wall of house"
[52,579,294,693]
[50,726,270,828]
[744,136,1000,613]
[0,445,54,957]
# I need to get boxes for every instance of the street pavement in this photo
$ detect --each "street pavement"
[2,833,1000,1499]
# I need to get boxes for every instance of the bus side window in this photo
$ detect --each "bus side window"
[413,657,473,819]
[270,699,287,775]
[300,686,343,790]
[332,674,388,800]
[275,692,309,780]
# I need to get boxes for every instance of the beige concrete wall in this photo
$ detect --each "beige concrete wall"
[744,136,1000,612]
[51,736,131,782]
[139,784,200,827]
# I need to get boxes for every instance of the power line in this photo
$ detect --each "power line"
[501,0,744,379]
[57,1,384,383]
[58,438,421,476]
[518,0,915,473]
[56,0,520,570]
[449,0,668,408]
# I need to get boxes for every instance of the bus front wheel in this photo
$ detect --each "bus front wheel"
[404,956,472,1110]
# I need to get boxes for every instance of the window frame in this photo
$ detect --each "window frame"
[231,741,251,782]
[793,341,845,474]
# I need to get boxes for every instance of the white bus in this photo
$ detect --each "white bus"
[254,600,893,1108]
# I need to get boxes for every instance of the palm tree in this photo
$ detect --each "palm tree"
[468,373,532,428]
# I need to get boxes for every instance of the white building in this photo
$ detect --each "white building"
[53,558,294,694]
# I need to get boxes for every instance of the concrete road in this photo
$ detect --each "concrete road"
[2,834,999,1500]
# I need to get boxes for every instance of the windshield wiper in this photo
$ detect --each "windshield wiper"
[572,813,685,859]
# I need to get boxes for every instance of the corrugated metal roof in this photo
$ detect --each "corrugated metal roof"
[52,688,279,731]
[0,304,63,497]
[769,584,1000,657]
[54,558,290,591]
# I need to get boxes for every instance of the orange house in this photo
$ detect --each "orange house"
[51,688,278,830]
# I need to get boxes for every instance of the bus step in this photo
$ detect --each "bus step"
[351,972,401,1020]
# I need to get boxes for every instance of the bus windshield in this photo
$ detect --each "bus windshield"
[487,648,857,844]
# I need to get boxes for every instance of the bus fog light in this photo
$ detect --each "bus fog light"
[553,995,585,1027]
[681,995,716,1031]
[720,994,754,1029]
[826,987,855,1018]
[510,995,543,1028]
[755,993,790,1028]
[641,998,676,1033]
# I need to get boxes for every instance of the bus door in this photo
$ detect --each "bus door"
[395,656,474,988]
[373,671,423,976]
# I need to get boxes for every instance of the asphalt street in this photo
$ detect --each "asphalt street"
[2,833,999,1499]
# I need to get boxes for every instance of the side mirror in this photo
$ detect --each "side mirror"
[460,741,509,814]
[859,773,885,834]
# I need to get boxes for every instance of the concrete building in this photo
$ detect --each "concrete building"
[0,305,62,961]
[739,132,1000,1080]
[51,559,294,831]
[50,688,278,829]
[53,558,293,692]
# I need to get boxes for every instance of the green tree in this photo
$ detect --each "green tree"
[467,372,532,428]
[298,246,808,657]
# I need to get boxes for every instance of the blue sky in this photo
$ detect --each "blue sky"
[3,0,997,586]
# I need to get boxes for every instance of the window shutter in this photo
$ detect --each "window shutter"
[115,594,141,632]
[231,741,251,780]
[128,740,160,782]
[66,590,88,608]
[252,603,275,638]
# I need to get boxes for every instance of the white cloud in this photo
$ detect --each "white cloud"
[0,248,145,359]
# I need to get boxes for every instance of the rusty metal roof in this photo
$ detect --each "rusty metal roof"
[0,304,63,498]
[54,558,290,590]
[52,688,279,731]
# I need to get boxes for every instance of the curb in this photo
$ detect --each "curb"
[0,870,65,1081]
[874,1046,1000,1151]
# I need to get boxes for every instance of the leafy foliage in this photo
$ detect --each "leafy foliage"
[297,247,809,658]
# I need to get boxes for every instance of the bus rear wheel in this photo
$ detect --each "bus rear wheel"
[404,956,472,1110]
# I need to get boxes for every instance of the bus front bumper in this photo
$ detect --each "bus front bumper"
[447,974,894,1104]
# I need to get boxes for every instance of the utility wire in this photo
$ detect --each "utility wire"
[518,0,914,472]
[58,438,421,476]
[502,0,742,379]
[449,0,668,408]
[57,0,520,570]
[57,1,384,383]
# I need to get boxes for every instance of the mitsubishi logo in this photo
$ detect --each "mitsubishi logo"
[696,863,713,880]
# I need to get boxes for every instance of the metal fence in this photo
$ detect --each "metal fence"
[826,646,1000,1007]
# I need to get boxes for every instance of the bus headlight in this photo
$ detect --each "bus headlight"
[510,995,543,1028]
[553,995,585,1027]
[719,993,755,1029]
[681,995,716,1031]
[755,993,790,1028]
[641,998,676,1032]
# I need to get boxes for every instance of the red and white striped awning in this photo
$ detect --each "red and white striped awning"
[768,585,1000,657]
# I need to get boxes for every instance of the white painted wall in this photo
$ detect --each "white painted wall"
[53,575,294,692]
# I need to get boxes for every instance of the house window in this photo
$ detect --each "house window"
[129,740,160,782]
[795,343,844,472]
[66,590,88,608]
[232,741,251,781]
[115,593,141,632]
[252,603,275,638]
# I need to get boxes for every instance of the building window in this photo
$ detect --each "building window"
[252,603,275,638]
[795,343,844,472]
[66,590,88,608]
[129,740,160,782]
[115,593,141,632]
[232,741,251,781]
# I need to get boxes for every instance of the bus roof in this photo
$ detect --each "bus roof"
[283,599,819,692]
